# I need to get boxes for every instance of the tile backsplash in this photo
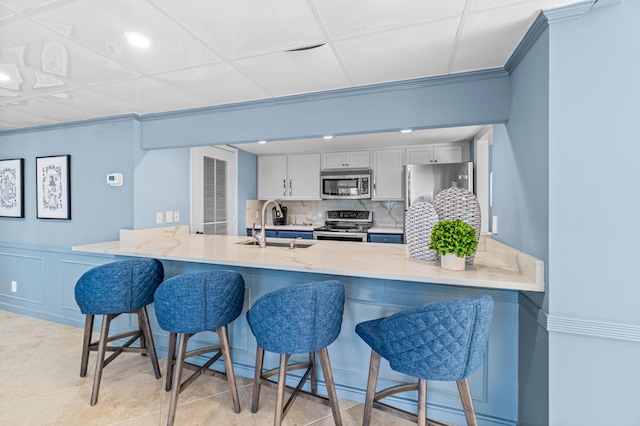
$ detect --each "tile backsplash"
[246,199,405,229]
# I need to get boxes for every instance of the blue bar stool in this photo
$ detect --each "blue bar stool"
[154,270,245,426]
[246,280,345,426]
[356,295,494,426]
[74,258,164,406]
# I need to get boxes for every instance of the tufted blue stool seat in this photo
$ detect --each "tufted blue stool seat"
[356,295,494,426]
[246,280,345,426]
[154,270,245,426]
[74,258,164,406]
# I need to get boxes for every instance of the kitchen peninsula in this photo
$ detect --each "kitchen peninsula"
[72,226,543,426]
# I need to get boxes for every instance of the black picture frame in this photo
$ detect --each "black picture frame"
[36,155,71,220]
[0,158,25,218]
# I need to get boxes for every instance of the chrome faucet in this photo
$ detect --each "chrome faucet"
[252,200,283,248]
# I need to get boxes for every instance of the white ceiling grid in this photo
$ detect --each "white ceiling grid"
[0,0,584,134]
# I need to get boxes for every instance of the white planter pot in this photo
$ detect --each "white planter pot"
[441,253,466,271]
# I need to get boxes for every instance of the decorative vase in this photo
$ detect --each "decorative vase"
[405,201,439,261]
[434,182,481,265]
[441,253,466,271]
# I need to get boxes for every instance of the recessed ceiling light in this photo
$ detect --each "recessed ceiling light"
[0,72,10,82]
[400,129,413,133]
[322,135,333,140]
[124,31,151,48]
[258,140,267,144]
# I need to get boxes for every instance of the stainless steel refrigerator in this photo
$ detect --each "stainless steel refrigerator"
[404,162,474,209]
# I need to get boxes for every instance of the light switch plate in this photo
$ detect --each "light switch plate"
[173,211,180,222]
[156,212,163,224]
[166,211,173,223]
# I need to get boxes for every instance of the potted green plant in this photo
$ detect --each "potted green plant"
[428,218,478,271]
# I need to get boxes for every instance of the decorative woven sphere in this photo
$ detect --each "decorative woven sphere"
[433,182,481,264]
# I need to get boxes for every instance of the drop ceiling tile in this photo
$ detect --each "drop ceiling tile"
[451,1,549,72]
[0,105,56,128]
[152,63,271,106]
[151,0,326,59]
[0,19,139,89]
[233,44,351,97]
[29,0,221,75]
[0,0,60,13]
[89,77,203,114]
[469,0,581,12]
[0,96,98,122]
[314,0,466,39]
[0,5,14,20]
[39,88,137,117]
[334,18,460,86]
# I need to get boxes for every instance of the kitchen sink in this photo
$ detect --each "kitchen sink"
[236,239,315,248]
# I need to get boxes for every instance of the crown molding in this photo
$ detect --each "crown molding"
[505,0,597,74]
[0,113,140,136]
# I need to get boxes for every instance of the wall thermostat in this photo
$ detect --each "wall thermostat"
[106,173,123,186]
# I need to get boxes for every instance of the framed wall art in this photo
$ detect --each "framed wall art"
[36,155,71,220]
[0,158,25,218]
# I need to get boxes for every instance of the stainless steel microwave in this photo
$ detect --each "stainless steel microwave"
[321,169,371,199]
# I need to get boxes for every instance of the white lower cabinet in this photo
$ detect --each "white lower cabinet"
[371,148,404,201]
[258,153,320,200]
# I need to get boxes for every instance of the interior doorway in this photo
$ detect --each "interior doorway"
[190,145,238,235]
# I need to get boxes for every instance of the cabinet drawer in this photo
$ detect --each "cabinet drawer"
[368,233,404,244]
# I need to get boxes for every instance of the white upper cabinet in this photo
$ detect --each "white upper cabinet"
[322,150,370,170]
[371,148,404,201]
[288,153,320,200]
[258,153,320,200]
[405,144,463,164]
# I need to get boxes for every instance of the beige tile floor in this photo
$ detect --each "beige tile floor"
[0,310,414,426]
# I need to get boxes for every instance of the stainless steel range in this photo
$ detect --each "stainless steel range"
[313,210,373,242]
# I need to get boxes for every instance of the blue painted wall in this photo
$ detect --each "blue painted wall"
[493,24,551,426]
[0,117,136,246]
[546,1,640,424]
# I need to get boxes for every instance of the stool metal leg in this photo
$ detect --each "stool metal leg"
[457,378,478,426]
[362,350,381,426]
[167,333,189,426]
[80,314,94,377]
[275,353,291,426]
[252,346,265,413]
[216,325,240,413]
[318,347,342,426]
[138,306,161,379]
[418,379,427,426]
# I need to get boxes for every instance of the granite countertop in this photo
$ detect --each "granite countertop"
[73,226,544,292]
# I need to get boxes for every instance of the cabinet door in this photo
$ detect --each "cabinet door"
[405,147,434,164]
[345,151,370,168]
[433,145,463,163]
[322,151,370,169]
[258,155,287,200]
[372,148,404,200]
[288,153,320,200]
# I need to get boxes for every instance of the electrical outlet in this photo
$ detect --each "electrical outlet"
[165,211,173,223]
[156,212,163,224]
[492,216,499,234]
[173,211,180,222]
[11,280,17,293]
